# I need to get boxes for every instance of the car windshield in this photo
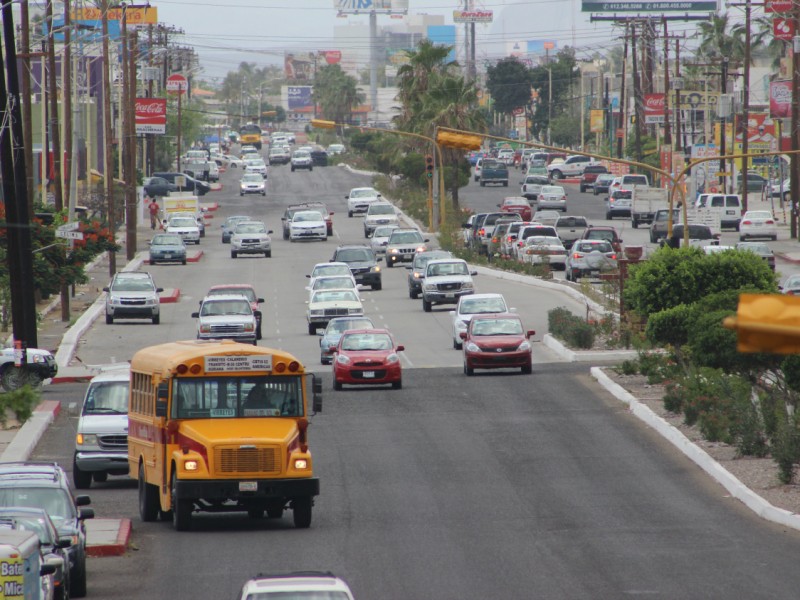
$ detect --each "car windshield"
[173,376,303,419]
[414,253,450,269]
[335,249,373,262]
[368,204,395,215]
[294,211,323,222]
[389,231,423,244]
[427,262,468,277]
[169,218,196,227]
[576,241,613,253]
[311,290,359,303]
[586,230,615,242]
[373,226,398,237]
[459,297,506,315]
[312,265,352,278]
[541,186,565,194]
[225,216,251,228]
[208,287,257,302]
[152,235,182,245]
[111,277,154,292]
[269,149,284,156]
[472,318,524,336]
[313,277,355,291]
[200,299,252,316]
[235,223,266,234]
[504,198,530,207]
[351,189,377,198]
[1,515,54,544]
[83,380,129,414]
[242,174,262,182]
[293,151,310,158]
[245,160,265,166]
[341,332,393,351]
[326,318,373,334]
[0,488,75,522]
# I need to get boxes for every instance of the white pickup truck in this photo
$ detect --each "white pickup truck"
[630,186,668,229]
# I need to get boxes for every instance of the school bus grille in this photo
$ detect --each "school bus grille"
[214,446,280,475]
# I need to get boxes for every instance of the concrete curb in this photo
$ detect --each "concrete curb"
[542,333,639,362]
[159,289,181,304]
[202,202,219,212]
[1,401,61,463]
[775,252,800,265]
[86,519,132,557]
[591,366,800,531]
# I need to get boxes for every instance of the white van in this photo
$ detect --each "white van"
[72,368,130,489]
[694,193,743,230]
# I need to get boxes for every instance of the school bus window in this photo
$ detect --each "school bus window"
[172,376,303,419]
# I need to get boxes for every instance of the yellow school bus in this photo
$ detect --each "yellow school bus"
[128,340,322,531]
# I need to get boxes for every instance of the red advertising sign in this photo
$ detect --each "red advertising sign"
[770,80,792,118]
[166,73,188,94]
[644,93,665,124]
[135,98,167,135]
[766,0,793,13]
[319,50,342,65]
[773,17,795,40]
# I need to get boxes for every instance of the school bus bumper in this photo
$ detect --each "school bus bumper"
[174,477,320,500]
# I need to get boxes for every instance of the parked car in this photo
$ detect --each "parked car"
[420,258,477,312]
[221,215,252,243]
[73,368,130,489]
[736,241,776,271]
[771,177,791,200]
[148,233,187,265]
[579,164,609,193]
[206,284,265,339]
[537,185,567,212]
[498,196,532,221]
[737,172,768,193]
[461,314,535,375]
[383,228,429,268]
[450,293,509,349]
[230,220,272,258]
[306,289,364,335]
[519,236,568,270]
[739,210,777,241]
[143,176,177,198]
[0,346,57,392]
[329,245,382,290]
[346,187,382,217]
[152,172,210,195]
[332,329,404,390]
[565,239,618,281]
[318,316,374,365]
[0,463,94,598]
[192,295,258,344]
[406,249,452,299]
[780,274,800,295]
[104,271,162,325]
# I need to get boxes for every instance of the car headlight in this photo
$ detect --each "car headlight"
[30,354,47,364]
[371,266,381,273]
[76,433,97,446]
[462,282,474,290]
[465,342,480,352]
[199,324,211,333]
[244,323,255,332]
[184,460,198,471]
[415,245,426,252]
[413,272,421,279]
[517,340,531,351]
[423,283,436,291]
[390,248,399,254]
[386,353,400,363]
[309,309,324,316]
[336,354,351,365]
[348,308,363,315]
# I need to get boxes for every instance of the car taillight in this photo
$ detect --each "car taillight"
[572,252,584,259]
[506,235,512,242]
[478,228,485,236]
[492,236,499,243]
[561,196,566,200]
[742,220,752,225]
[610,254,617,259]
[766,219,775,224]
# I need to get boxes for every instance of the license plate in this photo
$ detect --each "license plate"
[726,210,735,215]
[446,293,455,299]
[362,371,375,378]
[590,270,599,276]
[239,481,257,492]
[164,254,171,259]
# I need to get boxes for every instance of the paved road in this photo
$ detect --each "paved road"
[31,155,800,599]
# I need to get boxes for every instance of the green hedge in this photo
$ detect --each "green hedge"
[548,307,595,349]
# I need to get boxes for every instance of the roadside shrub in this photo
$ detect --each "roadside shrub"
[772,410,800,484]
[547,307,595,349]
[731,391,770,458]
[663,380,684,413]
[0,386,40,427]
[645,304,692,350]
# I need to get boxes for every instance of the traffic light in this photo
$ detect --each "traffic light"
[723,293,800,354]
[310,119,336,129]
[436,130,483,151]
[425,155,434,179]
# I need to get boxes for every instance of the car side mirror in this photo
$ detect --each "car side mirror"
[75,495,91,507]
[191,312,199,318]
[459,332,467,340]
[57,537,72,549]
[268,230,273,234]
[257,298,264,303]
[527,330,536,338]
[102,287,109,292]
[79,507,95,520]
[312,374,323,413]
[377,193,381,197]
[156,383,168,417]
[404,265,412,269]
[156,287,164,293]
[423,238,430,243]
[470,271,478,276]
[41,561,59,577]
[376,257,383,262]
[396,345,405,352]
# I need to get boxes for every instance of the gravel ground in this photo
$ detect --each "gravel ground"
[606,370,800,516]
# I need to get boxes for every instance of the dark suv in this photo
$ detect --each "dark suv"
[579,225,623,253]
[0,463,94,597]
[330,245,383,290]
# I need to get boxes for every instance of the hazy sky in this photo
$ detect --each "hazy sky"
[149,0,716,81]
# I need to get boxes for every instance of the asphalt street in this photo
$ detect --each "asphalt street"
[28,155,800,599]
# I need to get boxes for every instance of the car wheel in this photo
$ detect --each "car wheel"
[73,459,93,490]
[293,497,312,528]
[521,363,532,375]
[594,189,599,196]
[247,506,264,519]
[650,232,657,243]
[772,235,778,241]
[739,235,745,241]
[606,213,612,220]
[392,379,402,389]
[372,281,382,291]
[309,167,313,171]
[387,259,394,268]
[138,463,160,522]
[453,338,462,350]
[308,323,317,336]
[182,258,187,265]
[266,504,284,519]
[550,170,562,180]
[480,181,485,187]
[333,378,342,391]
[348,211,353,218]
[632,219,638,229]
[262,192,266,196]
[422,299,432,312]
[580,185,585,193]
[171,472,192,531]
[231,251,237,258]
[152,314,160,325]
[106,314,113,325]
[291,166,295,172]
[464,362,474,376]
[409,288,417,299]
[70,556,87,598]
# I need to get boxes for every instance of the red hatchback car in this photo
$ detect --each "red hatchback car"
[206,284,265,339]
[333,329,405,390]
[461,314,535,375]
[498,196,533,221]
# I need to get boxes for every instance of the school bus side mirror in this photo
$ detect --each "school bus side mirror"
[312,375,322,414]
[156,382,169,417]
[724,293,800,354]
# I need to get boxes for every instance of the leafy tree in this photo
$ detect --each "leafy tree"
[528,48,577,142]
[696,14,746,65]
[486,58,531,115]
[550,112,582,148]
[312,64,365,125]
[624,247,776,316]
[394,39,457,131]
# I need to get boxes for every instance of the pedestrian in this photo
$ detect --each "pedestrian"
[148,198,160,230]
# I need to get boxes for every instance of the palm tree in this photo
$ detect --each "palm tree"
[312,65,365,125]
[697,14,746,64]
[395,39,458,129]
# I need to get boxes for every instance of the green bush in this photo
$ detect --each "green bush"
[0,386,40,427]
[772,410,800,484]
[645,304,692,349]
[547,307,595,349]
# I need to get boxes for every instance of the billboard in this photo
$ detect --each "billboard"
[427,26,457,63]
[72,6,157,24]
[135,98,167,134]
[644,93,665,124]
[319,50,342,65]
[285,52,316,80]
[287,86,313,110]
[582,0,717,11]
[453,10,494,22]
[770,80,792,118]
[335,0,408,13]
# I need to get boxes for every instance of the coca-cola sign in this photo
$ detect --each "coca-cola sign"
[135,98,167,135]
[644,93,665,124]
[770,80,792,119]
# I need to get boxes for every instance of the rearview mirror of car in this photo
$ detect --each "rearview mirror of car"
[191,312,200,318]
[75,495,92,507]
[79,507,95,520]
[396,345,405,352]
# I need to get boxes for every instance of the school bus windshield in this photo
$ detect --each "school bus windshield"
[173,375,304,419]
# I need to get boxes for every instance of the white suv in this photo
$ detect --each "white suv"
[192,295,257,344]
[104,271,162,325]
[363,202,399,237]
[421,258,477,313]
[291,150,313,172]
[547,155,595,180]
[346,187,381,217]
[238,572,354,600]
[230,220,272,258]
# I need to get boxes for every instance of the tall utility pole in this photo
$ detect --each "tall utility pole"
[675,39,682,152]
[662,17,672,147]
[126,26,138,260]
[791,4,800,238]
[101,0,116,275]
[46,0,64,211]
[631,23,643,162]
[740,0,751,212]
[63,0,72,209]
[719,57,729,194]
[20,0,34,214]
[617,22,629,159]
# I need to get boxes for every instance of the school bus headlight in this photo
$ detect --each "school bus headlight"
[293,458,309,470]
[76,434,97,446]
[184,460,198,471]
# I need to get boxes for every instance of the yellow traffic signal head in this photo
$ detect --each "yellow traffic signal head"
[310,119,336,129]
[724,293,800,354]
[436,130,483,151]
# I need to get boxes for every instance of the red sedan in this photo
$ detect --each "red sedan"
[333,329,404,390]
[498,196,533,221]
[461,314,535,375]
